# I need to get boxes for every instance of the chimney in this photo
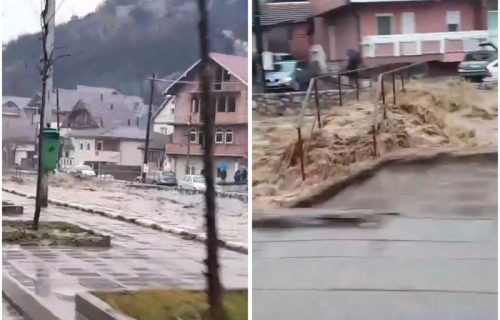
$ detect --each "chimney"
[136,117,139,127]
[100,93,103,101]
[110,104,113,110]
[100,118,103,127]
[128,119,131,126]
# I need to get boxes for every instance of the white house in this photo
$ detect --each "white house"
[152,96,175,135]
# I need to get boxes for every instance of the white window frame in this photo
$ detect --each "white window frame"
[224,128,233,144]
[446,10,461,32]
[375,13,394,35]
[215,128,224,144]
[189,128,198,143]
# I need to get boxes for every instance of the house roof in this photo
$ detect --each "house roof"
[162,52,248,96]
[68,126,147,140]
[261,1,310,26]
[68,98,141,129]
[76,85,121,94]
[2,116,36,144]
[2,96,31,110]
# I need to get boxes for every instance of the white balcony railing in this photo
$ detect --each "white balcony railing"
[361,30,489,58]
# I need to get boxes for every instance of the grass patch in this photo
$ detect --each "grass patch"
[95,289,247,320]
[3,220,110,247]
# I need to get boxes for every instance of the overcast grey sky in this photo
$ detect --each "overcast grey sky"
[3,0,105,44]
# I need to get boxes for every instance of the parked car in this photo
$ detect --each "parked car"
[179,175,222,192]
[265,60,310,91]
[458,42,498,82]
[484,59,498,82]
[135,171,177,186]
[65,164,96,178]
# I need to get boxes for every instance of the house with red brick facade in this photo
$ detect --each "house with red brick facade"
[311,0,492,68]
[161,53,248,181]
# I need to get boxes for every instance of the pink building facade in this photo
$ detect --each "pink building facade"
[163,53,248,181]
[311,0,490,66]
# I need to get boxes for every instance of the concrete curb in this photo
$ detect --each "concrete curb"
[2,187,248,255]
[3,271,60,320]
[282,148,497,209]
[125,183,248,202]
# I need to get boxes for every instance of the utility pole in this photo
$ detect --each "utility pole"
[56,88,62,170]
[185,115,192,174]
[33,0,55,229]
[253,0,267,93]
[142,74,155,183]
[197,0,224,318]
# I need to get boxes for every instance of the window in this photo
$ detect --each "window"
[191,96,199,113]
[65,150,70,158]
[217,96,226,113]
[87,143,91,150]
[215,128,224,144]
[225,128,233,144]
[80,143,84,150]
[170,108,174,115]
[214,66,222,90]
[198,131,205,147]
[97,141,103,151]
[189,128,197,143]
[446,11,461,32]
[227,96,236,112]
[376,14,392,35]
[223,69,231,81]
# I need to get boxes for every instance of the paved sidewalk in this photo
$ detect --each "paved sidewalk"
[3,192,247,320]
[253,160,497,320]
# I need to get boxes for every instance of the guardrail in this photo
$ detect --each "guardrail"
[295,66,385,181]
[294,61,432,181]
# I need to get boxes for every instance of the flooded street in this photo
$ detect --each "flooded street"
[253,159,497,320]
[3,176,247,243]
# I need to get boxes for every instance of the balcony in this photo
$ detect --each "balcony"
[361,31,489,59]
[165,143,247,157]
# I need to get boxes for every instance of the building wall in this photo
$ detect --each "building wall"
[153,98,175,135]
[171,60,247,159]
[174,154,247,182]
[357,0,480,37]
[119,140,144,166]
[73,138,96,165]
[290,23,312,60]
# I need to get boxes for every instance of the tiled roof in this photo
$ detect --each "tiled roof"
[210,52,248,85]
[68,98,141,129]
[68,126,146,140]
[2,96,31,110]
[162,52,248,96]
[261,1,310,26]
[2,116,36,144]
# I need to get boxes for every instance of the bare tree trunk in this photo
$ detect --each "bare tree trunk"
[197,0,224,318]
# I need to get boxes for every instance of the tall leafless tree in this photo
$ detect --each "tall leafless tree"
[197,0,224,318]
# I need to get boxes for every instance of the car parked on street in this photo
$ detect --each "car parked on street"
[63,164,96,178]
[484,59,498,82]
[458,42,498,82]
[179,175,222,192]
[265,60,311,91]
[135,171,177,186]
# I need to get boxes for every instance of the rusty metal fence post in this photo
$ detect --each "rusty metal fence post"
[355,73,359,101]
[296,128,305,181]
[314,79,321,128]
[338,74,343,106]
[400,72,405,91]
[391,72,396,105]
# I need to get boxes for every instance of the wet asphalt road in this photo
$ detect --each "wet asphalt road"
[253,160,497,320]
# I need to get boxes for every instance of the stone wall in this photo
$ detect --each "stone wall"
[252,90,341,117]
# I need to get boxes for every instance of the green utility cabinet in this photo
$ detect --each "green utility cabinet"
[41,128,60,171]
